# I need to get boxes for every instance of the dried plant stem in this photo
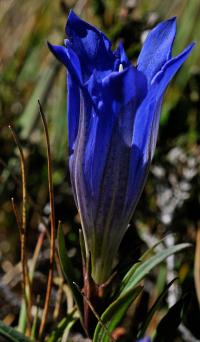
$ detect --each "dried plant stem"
[30,231,46,280]
[38,100,56,339]
[74,282,116,342]
[194,223,200,307]
[0,157,42,218]
[11,198,22,234]
[9,125,32,331]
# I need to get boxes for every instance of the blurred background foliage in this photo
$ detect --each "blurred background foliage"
[0,0,200,340]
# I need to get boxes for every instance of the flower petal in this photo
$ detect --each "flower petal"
[135,42,194,161]
[48,42,83,156]
[152,42,195,88]
[149,42,195,156]
[124,42,194,215]
[47,42,83,85]
[69,92,96,241]
[137,17,176,84]
[67,74,80,156]
[66,10,116,81]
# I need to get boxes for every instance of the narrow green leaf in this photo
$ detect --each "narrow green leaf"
[61,318,77,342]
[137,278,178,339]
[17,299,27,333]
[121,239,164,292]
[46,311,77,342]
[153,294,190,342]
[18,62,59,139]
[0,320,31,342]
[30,303,39,340]
[57,224,83,320]
[93,286,143,342]
[120,243,190,295]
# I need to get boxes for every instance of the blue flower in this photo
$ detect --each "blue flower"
[48,11,194,285]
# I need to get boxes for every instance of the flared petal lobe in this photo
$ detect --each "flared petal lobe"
[137,17,176,84]
[66,10,116,82]
[125,42,194,216]
[48,12,194,284]
[48,42,83,85]
[134,42,195,165]
[48,42,83,155]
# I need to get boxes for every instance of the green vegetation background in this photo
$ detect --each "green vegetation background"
[0,0,199,339]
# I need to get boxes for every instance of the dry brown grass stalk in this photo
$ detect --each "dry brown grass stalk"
[37,101,56,339]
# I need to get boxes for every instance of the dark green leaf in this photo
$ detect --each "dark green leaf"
[93,286,143,342]
[0,320,31,342]
[121,239,164,292]
[137,278,178,339]
[153,294,190,342]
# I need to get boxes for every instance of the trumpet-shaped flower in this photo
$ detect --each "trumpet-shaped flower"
[48,11,194,284]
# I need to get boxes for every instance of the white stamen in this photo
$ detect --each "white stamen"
[119,63,123,72]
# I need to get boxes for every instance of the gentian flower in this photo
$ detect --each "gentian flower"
[48,11,194,285]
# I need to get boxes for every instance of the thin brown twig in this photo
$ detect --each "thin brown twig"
[11,197,30,325]
[30,231,46,281]
[11,197,22,235]
[0,157,53,232]
[9,125,32,330]
[1,152,65,283]
[73,282,117,342]
[38,100,56,339]
[9,126,27,234]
